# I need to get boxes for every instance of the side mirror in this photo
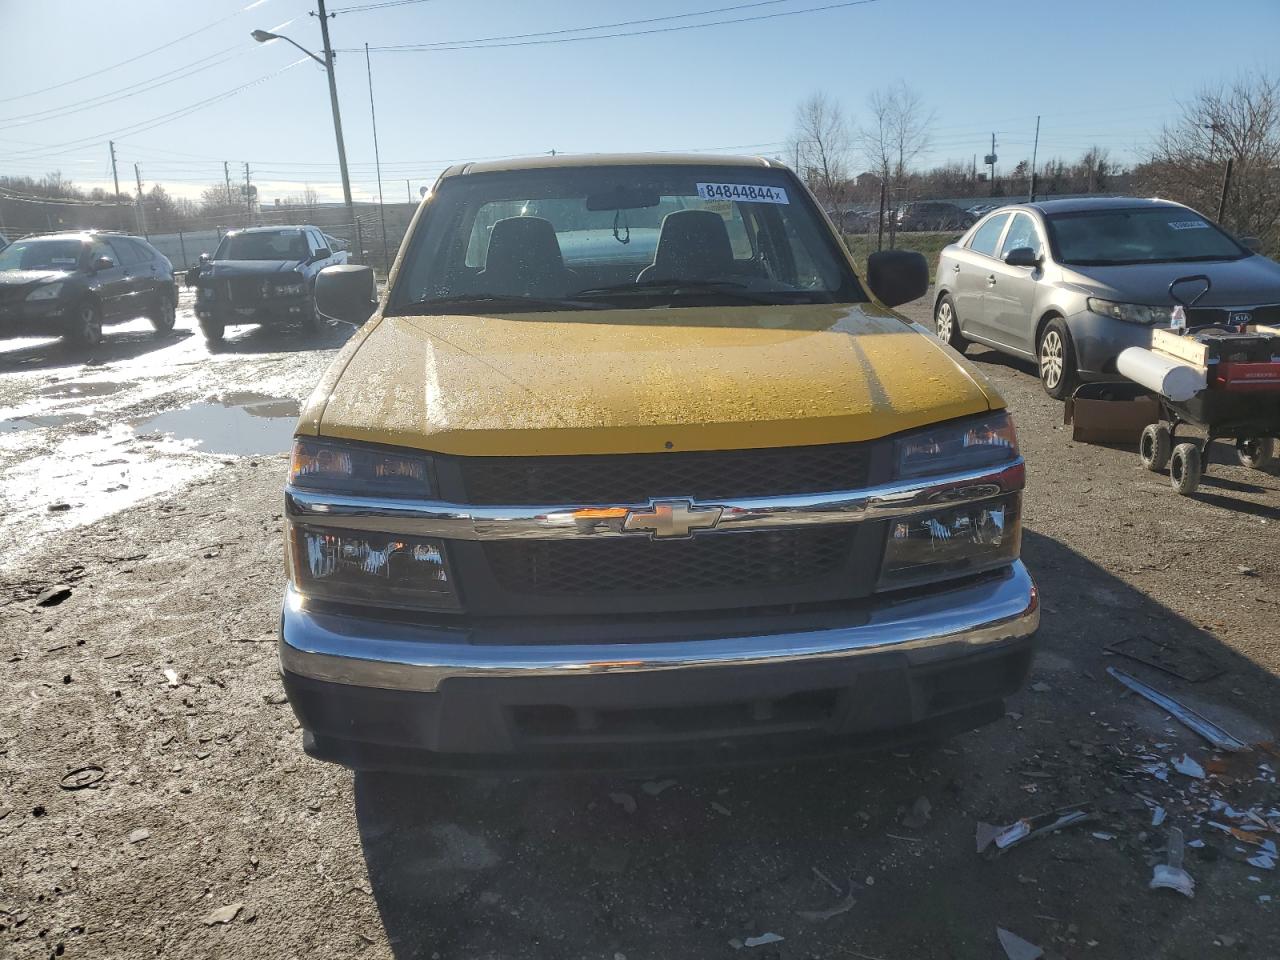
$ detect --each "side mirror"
[199,252,211,263]
[865,250,929,308]
[1240,236,1261,253]
[92,255,115,272]
[1004,246,1040,268]
[316,264,377,326]
[313,247,332,261]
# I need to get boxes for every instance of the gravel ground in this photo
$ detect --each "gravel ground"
[2,292,1278,960]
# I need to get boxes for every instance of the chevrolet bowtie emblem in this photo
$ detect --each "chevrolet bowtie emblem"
[622,499,723,539]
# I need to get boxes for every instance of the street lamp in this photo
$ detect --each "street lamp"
[252,13,355,241]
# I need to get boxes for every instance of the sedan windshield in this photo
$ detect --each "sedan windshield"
[0,238,83,272]
[214,230,309,262]
[390,164,864,313]
[1047,208,1246,265]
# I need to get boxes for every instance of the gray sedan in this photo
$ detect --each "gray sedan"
[933,197,1280,398]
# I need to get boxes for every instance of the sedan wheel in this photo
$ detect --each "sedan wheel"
[64,301,103,349]
[1039,330,1064,388]
[1037,318,1081,400]
[933,295,967,352]
[150,289,177,335]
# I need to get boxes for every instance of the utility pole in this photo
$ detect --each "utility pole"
[109,140,123,229]
[1028,116,1040,202]
[314,0,355,234]
[224,161,234,221]
[1217,157,1234,223]
[365,42,390,270]
[406,179,412,204]
[133,163,148,239]
[244,162,253,223]
[986,133,998,197]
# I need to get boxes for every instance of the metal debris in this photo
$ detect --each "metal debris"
[1150,828,1195,898]
[60,765,105,790]
[796,885,856,921]
[996,926,1044,960]
[1107,667,1248,752]
[976,805,1095,855]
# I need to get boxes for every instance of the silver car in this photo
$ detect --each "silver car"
[933,197,1280,398]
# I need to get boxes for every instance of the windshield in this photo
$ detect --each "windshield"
[390,164,864,313]
[1047,207,1246,265]
[0,238,84,272]
[214,230,309,262]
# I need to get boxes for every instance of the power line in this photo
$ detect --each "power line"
[0,0,276,105]
[352,0,884,53]
[329,0,438,12]
[6,60,310,161]
[351,0,799,50]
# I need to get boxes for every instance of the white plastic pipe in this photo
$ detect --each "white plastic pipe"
[1117,346,1206,402]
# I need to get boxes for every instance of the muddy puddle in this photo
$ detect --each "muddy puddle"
[36,380,126,399]
[136,393,300,456]
[0,413,88,433]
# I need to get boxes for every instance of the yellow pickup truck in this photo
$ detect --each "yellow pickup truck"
[279,154,1037,772]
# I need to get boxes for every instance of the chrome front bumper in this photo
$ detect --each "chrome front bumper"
[280,561,1038,694]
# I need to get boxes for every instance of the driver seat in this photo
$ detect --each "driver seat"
[479,216,574,297]
[637,210,735,283]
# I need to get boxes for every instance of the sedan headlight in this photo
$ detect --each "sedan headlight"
[878,493,1022,589]
[290,438,434,497]
[895,412,1019,480]
[289,525,458,611]
[26,282,64,301]
[1087,298,1172,326]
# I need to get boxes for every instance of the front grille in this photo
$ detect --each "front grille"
[1187,304,1280,326]
[458,443,873,505]
[484,528,854,596]
[227,277,264,306]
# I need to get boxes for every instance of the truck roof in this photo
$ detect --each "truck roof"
[444,152,783,178]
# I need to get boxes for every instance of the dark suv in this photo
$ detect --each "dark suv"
[0,232,177,348]
[193,225,347,342]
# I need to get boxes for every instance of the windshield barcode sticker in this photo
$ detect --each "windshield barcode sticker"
[696,182,789,204]
[1167,220,1209,230]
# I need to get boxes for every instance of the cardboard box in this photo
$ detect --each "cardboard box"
[1064,382,1160,445]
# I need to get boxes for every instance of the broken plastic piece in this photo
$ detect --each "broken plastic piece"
[1173,754,1206,779]
[1152,807,1167,827]
[977,806,1095,855]
[997,926,1044,960]
[743,933,784,948]
[1108,667,1248,752]
[1150,828,1196,898]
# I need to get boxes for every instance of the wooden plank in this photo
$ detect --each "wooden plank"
[1152,328,1209,365]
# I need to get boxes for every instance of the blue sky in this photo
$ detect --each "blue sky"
[2,0,1277,203]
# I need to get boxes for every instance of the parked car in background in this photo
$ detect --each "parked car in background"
[897,201,975,232]
[279,152,1038,773]
[193,225,348,342]
[966,202,1000,218]
[0,231,177,348]
[933,197,1279,398]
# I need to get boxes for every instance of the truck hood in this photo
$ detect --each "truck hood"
[204,259,303,277]
[1064,254,1280,306]
[305,303,1000,457]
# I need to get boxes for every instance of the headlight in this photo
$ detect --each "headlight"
[289,438,433,498]
[895,412,1019,480]
[289,525,459,611]
[1087,298,1172,326]
[878,494,1021,590]
[26,282,64,301]
[273,282,306,297]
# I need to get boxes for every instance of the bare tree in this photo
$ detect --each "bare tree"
[1136,71,1280,250]
[859,83,935,245]
[786,92,852,222]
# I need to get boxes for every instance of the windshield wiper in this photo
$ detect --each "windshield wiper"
[392,294,608,314]
[573,278,808,304]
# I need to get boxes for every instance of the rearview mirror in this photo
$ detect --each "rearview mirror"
[1004,246,1040,268]
[1240,236,1261,253]
[92,255,114,272]
[199,252,211,262]
[316,264,377,326]
[865,250,929,308]
[585,186,661,211]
